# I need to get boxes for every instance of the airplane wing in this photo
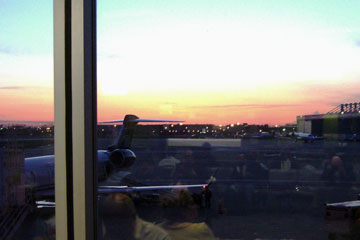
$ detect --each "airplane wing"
[99,119,184,124]
[36,184,208,208]
[36,200,56,209]
[98,184,207,194]
[99,168,217,194]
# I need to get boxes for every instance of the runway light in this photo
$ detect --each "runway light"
[219,124,222,127]
[275,125,278,128]
[282,128,286,132]
[237,122,240,126]
[202,185,206,189]
[230,124,234,127]
[171,124,174,127]
[341,111,344,115]
[179,123,183,126]
[259,129,262,132]
[114,124,117,127]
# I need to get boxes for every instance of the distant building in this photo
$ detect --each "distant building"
[297,102,360,139]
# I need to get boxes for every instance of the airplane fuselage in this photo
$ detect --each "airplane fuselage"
[24,150,114,197]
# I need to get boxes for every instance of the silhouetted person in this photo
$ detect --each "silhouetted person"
[318,155,356,204]
[280,153,292,171]
[321,156,347,184]
[244,153,269,181]
[101,193,170,240]
[157,155,180,184]
[231,153,269,182]
[230,153,245,180]
[202,186,212,209]
[230,153,269,210]
[174,149,198,182]
[159,190,215,240]
[134,158,156,181]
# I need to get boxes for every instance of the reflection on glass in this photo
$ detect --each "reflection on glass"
[101,193,171,240]
[158,190,215,240]
[0,1,54,239]
[98,1,360,239]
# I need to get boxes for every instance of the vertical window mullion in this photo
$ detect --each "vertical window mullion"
[71,0,97,239]
[54,0,71,239]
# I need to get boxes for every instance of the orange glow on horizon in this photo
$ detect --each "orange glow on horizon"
[97,91,331,125]
[1,79,359,125]
[0,88,53,122]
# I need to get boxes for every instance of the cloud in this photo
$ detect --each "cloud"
[297,82,360,107]
[0,46,20,55]
[356,41,360,47]
[0,45,34,56]
[0,86,26,90]
[191,104,300,110]
[0,86,51,91]
[0,120,54,125]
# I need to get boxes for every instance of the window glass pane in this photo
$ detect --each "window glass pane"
[0,1,55,239]
[97,1,360,239]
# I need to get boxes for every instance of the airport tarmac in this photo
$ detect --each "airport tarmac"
[10,137,360,239]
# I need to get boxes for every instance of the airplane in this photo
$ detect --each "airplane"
[240,131,273,139]
[251,131,273,139]
[24,114,210,203]
[290,132,323,143]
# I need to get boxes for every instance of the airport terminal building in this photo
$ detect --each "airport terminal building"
[297,102,360,139]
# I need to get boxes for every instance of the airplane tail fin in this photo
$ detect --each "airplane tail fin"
[100,114,183,150]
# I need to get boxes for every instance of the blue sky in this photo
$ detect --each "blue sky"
[0,0,53,56]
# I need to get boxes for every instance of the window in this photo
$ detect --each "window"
[0,1,55,239]
[97,1,360,240]
[14,1,358,239]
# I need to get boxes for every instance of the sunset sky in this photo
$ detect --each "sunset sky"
[1,0,360,124]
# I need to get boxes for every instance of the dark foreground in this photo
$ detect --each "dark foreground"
[14,138,360,239]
